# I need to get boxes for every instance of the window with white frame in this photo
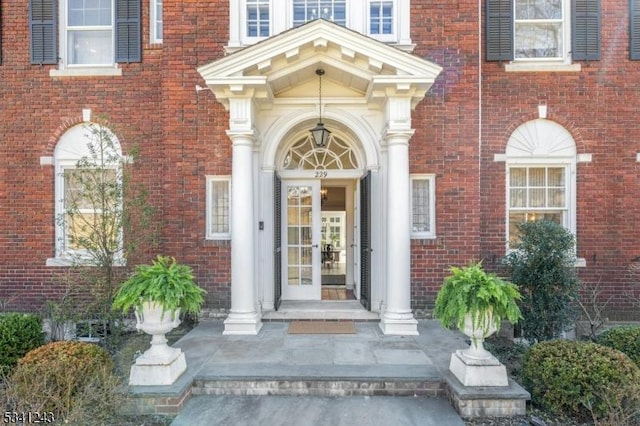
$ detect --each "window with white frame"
[66,0,114,65]
[486,0,601,64]
[410,174,436,238]
[503,118,578,250]
[514,0,565,60]
[247,0,270,37]
[52,124,123,263]
[206,176,231,239]
[292,0,346,27]
[29,0,141,71]
[230,0,411,48]
[508,166,568,244]
[151,0,163,43]
[369,1,394,36]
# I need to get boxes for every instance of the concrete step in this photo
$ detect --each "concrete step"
[170,395,467,426]
[191,363,446,397]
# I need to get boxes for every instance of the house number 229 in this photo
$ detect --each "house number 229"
[314,170,328,178]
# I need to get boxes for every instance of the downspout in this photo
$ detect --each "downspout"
[478,0,483,253]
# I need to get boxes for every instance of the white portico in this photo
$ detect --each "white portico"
[197,20,442,335]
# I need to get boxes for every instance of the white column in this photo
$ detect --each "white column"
[379,102,418,335]
[223,130,263,335]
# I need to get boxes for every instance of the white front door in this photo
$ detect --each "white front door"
[282,180,322,300]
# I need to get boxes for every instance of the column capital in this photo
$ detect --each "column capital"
[226,129,258,147]
[383,128,415,146]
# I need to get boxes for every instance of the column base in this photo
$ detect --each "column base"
[129,351,187,386]
[379,312,419,335]
[223,312,263,335]
[449,349,509,387]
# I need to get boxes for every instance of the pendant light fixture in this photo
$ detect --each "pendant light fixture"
[310,68,331,147]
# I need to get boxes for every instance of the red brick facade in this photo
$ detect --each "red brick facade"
[0,1,637,319]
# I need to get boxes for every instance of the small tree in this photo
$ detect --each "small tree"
[54,119,158,337]
[504,220,579,341]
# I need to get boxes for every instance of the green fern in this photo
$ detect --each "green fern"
[112,256,206,317]
[434,262,522,332]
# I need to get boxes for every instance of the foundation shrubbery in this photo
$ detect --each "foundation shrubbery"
[522,339,640,424]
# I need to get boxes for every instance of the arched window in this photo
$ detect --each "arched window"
[52,123,123,263]
[282,133,359,170]
[505,119,576,248]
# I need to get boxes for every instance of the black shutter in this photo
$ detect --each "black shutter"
[30,0,57,65]
[572,0,600,60]
[631,0,640,60]
[115,0,141,63]
[486,0,513,61]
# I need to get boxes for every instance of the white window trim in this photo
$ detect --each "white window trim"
[53,0,122,76]
[410,174,436,239]
[507,0,579,72]
[505,162,575,247]
[151,0,163,44]
[229,0,412,50]
[206,175,232,240]
[48,123,124,266]
[366,0,397,42]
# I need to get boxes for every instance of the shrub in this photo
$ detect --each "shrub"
[0,313,44,373]
[4,341,118,420]
[597,326,640,367]
[503,220,580,341]
[522,339,640,422]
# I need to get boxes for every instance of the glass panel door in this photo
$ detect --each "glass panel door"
[282,181,321,300]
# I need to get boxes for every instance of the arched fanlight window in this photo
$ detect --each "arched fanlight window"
[282,133,358,170]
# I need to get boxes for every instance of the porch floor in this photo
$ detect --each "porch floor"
[127,320,529,424]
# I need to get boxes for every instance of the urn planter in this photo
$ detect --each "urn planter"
[129,301,187,386]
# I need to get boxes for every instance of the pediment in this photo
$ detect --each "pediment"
[197,19,442,109]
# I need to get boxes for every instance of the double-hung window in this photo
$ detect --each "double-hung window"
[66,0,114,65]
[206,176,231,240]
[247,0,270,37]
[514,0,564,59]
[369,1,394,36]
[508,166,568,245]
[410,174,436,239]
[29,0,141,72]
[486,0,601,63]
[51,124,123,264]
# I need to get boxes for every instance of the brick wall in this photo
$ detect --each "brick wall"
[479,2,640,320]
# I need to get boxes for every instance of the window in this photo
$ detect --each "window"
[369,1,393,36]
[67,0,114,65]
[503,119,578,250]
[508,166,567,244]
[292,0,346,27]
[206,176,231,239]
[230,0,411,48]
[514,0,564,59]
[486,0,600,63]
[247,0,270,37]
[151,0,163,43]
[52,124,123,264]
[410,175,436,239]
[29,0,141,70]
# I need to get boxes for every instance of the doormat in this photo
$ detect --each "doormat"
[288,321,356,334]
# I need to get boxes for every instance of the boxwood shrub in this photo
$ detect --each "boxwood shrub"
[597,326,640,367]
[522,339,640,421]
[0,313,44,373]
[7,341,115,419]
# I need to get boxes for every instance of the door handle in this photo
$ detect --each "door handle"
[312,244,319,248]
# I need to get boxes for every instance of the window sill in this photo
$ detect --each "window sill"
[50,67,123,77]
[46,257,125,267]
[410,234,436,240]
[505,62,581,73]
